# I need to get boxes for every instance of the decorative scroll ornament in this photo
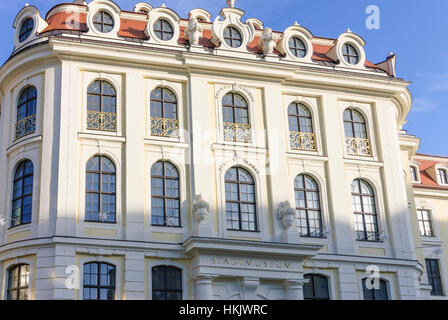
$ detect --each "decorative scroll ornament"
[192,194,210,223]
[345,137,372,156]
[15,114,36,140]
[277,201,295,229]
[211,6,255,48]
[185,17,203,45]
[87,111,117,132]
[259,27,276,55]
[289,132,317,151]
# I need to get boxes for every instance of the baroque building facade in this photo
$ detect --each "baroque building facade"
[0,0,436,300]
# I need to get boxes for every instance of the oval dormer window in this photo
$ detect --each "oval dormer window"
[342,43,359,65]
[289,37,307,58]
[154,19,174,41]
[93,11,114,33]
[19,18,34,42]
[223,27,242,48]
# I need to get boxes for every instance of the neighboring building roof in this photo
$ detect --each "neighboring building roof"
[38,5,390,74]
[413,155,448,191]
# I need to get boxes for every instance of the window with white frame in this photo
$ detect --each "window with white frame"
[150,87,179,138]
[7,264,30,300]
[437,168,448,185]
[425,259,444,296]
[417,209,434,237]
[83,262,116,300]
[222,92,251,143]
[410,166,419,183]
[151,266,182,300]
[11,159,34,228]
[351,179,380,242]
[15,86,37,140]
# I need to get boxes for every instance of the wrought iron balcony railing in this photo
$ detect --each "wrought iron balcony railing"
[345,137,372,156]
[289,131,317,151]
[15,114,36,140]
[223,122,251,143]
[87,111,117,132]
[150,117,179,138]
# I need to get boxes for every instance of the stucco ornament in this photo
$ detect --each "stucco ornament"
[277,201,296,229]
[193,194,210,223]
[259,27,276,55]
[185,17,203,45]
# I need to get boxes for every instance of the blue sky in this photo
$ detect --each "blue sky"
[1,0,447,156]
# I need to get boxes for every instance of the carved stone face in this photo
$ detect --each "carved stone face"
[263,27,272,36]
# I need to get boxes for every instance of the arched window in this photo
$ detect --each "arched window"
[152,266,182,300]
[83,262,116,300]
[85,155,116,223]
[225,167,257,231]
[19,18,34,42]
[343,108,371,156]
[342,43,359,65]
[223,26,242,48]
[7,264,30,300]
[87,80,117,132]
[16,86,37,139]
[154,19,174,41]
[150,87,179,137]
[288,103,316,151]
[351,179,379,241]
[362,278,389,300]
[303,274,330,300]
[294,174,323,238]
[151,161,180,227]
[222,92,251,143]
[93,11,114,33]
[12,160,34,227]
[344,108,367,139]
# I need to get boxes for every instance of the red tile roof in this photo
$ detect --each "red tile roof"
[413,158,448,191]
[40,10,389,74]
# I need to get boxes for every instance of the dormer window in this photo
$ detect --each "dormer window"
[410,166,419,183]
[342,43,359,65]
[154,19,174,41]
[19,18,34,42]
[437,168,448,185]
[93,11,114,33]
[223,27,242,48]
[289,37,307,58]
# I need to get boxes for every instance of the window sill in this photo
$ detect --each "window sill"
[7,135,42,154]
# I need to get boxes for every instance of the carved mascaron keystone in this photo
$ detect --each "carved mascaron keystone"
[277,201,296,229]
[193,194,210,223]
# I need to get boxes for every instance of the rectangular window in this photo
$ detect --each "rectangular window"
[417,209,434,237]
[437,169,448,185]
[425,259,444,296]
[410,166,419,182]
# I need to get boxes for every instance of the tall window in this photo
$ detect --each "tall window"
[288,103,316,151]
[7,264,30,300]
[16,86,37,139]
[351,179,380,242]
[12,160,34,227]
[19,18,34,42]
[344,108,367,139]
[225,167,257,232]
[222,92,250,143]
[288,37,307,58]
[410,166,419,182]
[342,43,359,65]
[426,259,444,296]
[154,19,174,41]
[151,161,180,227]
[93,11,114,33]
[417,209,434,237]
[223,26,242,48]
[85,155,116,223]
[152,266,182,300]
[303,274,330,300]
[87,80,117,132]
[437,168,448,185]
[294,174,323,238]
[150,87,179,137]
[343,108,371,156]
[83,262,116,300]
[362,278,389,300]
